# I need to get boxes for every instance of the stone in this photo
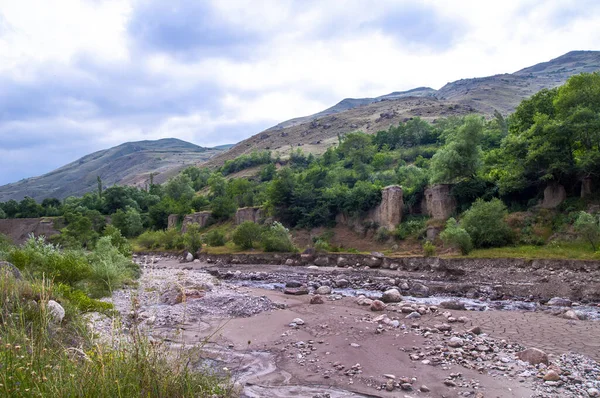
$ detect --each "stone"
[443,380,457,387]
[363,256,382,268]
[235,207,263,225]
[588,388,600,397]
[424,184,456,220]
[439,300,466,310]
[376,185,404,230]
[284,286,309,295]
[385,379,395,391]
[541,183,566,209]
[562,310,581,320]
[543,370,560,381]
[314,257,330,267]
[0,261,22,280]
[435,323,452,332]
[409,283,430,297]
[167,214,179,229]
[185,252,194,262]
[286,280,303,288]
[181,211,211,232]
[381,288,402,303]
[420,385,430,392]
[310,295,324,304]
[315,286,332,295]
[292,318,305,325]
[448,337,464,347]
[334,279,349,288]
[547,297,572,307]
[516,348,549,365]
[47,300,65,323]
[406,312,421,319]
[468,326,482,335]
[370,300,386,311]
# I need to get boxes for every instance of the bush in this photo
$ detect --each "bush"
[375,227,391,242]
[103,225,132,257]
[440,218,473,254]
[232,221,262,250]
[574,211,600,251]
[87,236,139,296]
[183,224,203,255]
[261,222,295,252]
[423,240,436,257]
[204,230,226,247]
[395,218,426,240]
[461,198,513,248]
[137,230,163,249]
[314,239,331,253]
[111,206,144,238]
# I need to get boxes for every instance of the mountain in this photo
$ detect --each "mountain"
[203,50,600,168]
[0,138,226,201]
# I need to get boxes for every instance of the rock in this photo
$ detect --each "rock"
[334,279,349,288]
[314,257,330,267]
[286,280,303,288]
[350,343,360,348]
[370,300,386,311]
[420,385,430,392]
[285,259,296,266]
[448,337,464,347]
[284,286,309,295]
[381,288,402,303]
[310,295,324,304]
[167,214,179,229]
[376,186,404,230]
[443,380,457,387]
[547,297,572,307]
[315,286,332,295]
[424,184,456,220]
[292,318,305,325]
[439,300,466,310]
[235,207,263,225]
[516,348,549,365]
[383,374,396,379]
[468,326,482,335]
[435,323,452,332]
[409,283,430,297]
[543,370,560,381]
[405,312,421,319]
[185,252,194,262]
[588,388,599,397]
[181,211,211,232]
[562,310,581,320]
[385,379,395,391]
[0,261,22,280]
[47,300,65,323]
[541,183,566,209]
[161,287,183,305]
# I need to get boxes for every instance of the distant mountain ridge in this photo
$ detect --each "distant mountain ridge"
[0,138,227,201]
[203,50,600,168]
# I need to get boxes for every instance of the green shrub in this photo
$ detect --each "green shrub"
[423,240,436,257]
[103,225,132,256]
[261,222,295,252]
[55,284,114,313]
[314,239,331,253]
[204,230,226,247]
[232,221,262,250]
[111,206,144,238]
[395,218,426,240]
[574,211,600,251]
[183,224,203,255]
[440,218,473,254]
[137,230,163,249]
[375,227,391,242]
[461,198,513,248]
[87,236,139,296]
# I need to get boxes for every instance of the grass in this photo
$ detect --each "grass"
[450,241,600,260]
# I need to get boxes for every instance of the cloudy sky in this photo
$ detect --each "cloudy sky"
[0,0,599,185]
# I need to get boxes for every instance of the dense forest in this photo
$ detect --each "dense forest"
[2,72,600,255]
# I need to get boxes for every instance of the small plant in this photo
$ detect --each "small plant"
[314,239,331,253]
[232,221,262,250]
[440,218,473,255]
[204,230,226,247]
[423,240,436,257]
[574,211,600,251]
[375,227,391,242]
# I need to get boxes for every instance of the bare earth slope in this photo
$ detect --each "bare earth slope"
[0,138,225,201]
[204,50,600,168]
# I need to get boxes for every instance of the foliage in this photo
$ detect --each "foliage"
[461,198,513,248]
[111,206,144,238]
[232,221,262,250]
[395,217,426,240]
[204,229,226,247]
[210,196,237,221]
[440,218,473,254]
[183,224,203,255]
[261,222,295,252]
[574,211,600,251]
[136,229,184,251]
[85,236,139,296]
[375,227,391,242]
[422,240,436,257]
[102,225,132,257]
[221,150,273,175]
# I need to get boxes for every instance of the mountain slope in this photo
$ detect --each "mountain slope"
[0,138,226,201]
[204,50,600,168]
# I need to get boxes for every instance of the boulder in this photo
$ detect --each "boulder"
[185,252,194,262]
[334,279,349,288]
[381,288,402,303]
[47,300,65,323]
[409,283,430,297]
[516,348,549,365]
[543,370,560,381]
[547,297,572,307]
[0,261,22,280]
[310,295,324,304]
[285,280,303,288]
[284,286,309,295]
[541,183,566,209]
[439,300,466,311]
[363,256,382,268]
[315,286,332,295]
[448,337,464,347]
[423,184,456,220]
[313,257,330,267]
[370,300,386,311]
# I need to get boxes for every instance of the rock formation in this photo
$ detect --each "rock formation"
[167,214,179,229]
[541,183,566,209]
[181,211,211,233]
[376,185,403,230]
[0,217,62,244]
[235,207,263,225]
[423,184,456,220]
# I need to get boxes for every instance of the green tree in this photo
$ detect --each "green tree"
[430,116,484,184]
[210,196,237,221]
[440,218,473,255]
[337,132,376,167]
[183,224,203,255]
[0,208,6,219]
[461,198,513,248]
[261,222,295,252]
[111,207,143,238]
[574,211,600,251]
[164,174,195,202]
[232,221,262,249]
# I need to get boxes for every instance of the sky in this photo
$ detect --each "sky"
[0,0,599,185]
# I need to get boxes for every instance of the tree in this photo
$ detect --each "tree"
[111,207,143,238]
[574,211,600,251]
[183,224,203,255]
[0,208,6,219]
[18,196,43,218]
[461,198,513,248]
[164,174,195,203]
[232,221,262,249]
[210,196,237,221]
[440,218,473,255]
[337,132,375,167]
[430,116,484,184]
